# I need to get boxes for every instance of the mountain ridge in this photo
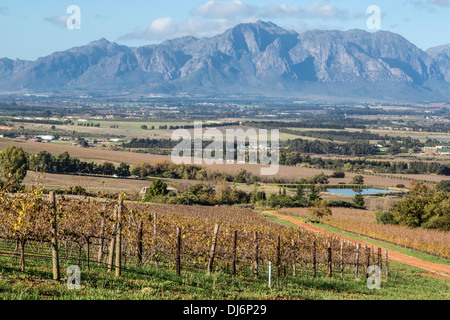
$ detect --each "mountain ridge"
[1,20,449,102]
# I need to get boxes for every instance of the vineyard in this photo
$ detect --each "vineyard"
[0,185,389,288]
[279,208,450,260]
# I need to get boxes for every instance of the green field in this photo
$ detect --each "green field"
[0,250,448,300]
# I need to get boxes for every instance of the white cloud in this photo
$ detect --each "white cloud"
[119,1,353,42]
[260,1,348,20]
[260,3,302,19]
[94,14,110,20]
[44,14,68,29]
[149,17,177,35]
[119,17,245,41]
[0,7,9,16]
[191,0,255,19]
[427,0,450,6]
[305,1,348,19]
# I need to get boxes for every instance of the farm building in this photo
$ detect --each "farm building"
[437,146,450,155]
[424,146,450,155]
[36,135,55,141]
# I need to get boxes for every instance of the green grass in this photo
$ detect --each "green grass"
[0,253,448,300]
[261,213,298,228]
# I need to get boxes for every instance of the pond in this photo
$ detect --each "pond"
[325,188,395,196]
[419,138,450,142]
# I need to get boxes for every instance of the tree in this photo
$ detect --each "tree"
[77,138,89,148]
[131,166,141,176]
[116,162,130,177]
[375,210,397,225]
[145,180,168,201]
[351,175,364,185]
[436,180,450,193]
[389,182,449,230]
[99,162,116,176]
[55,152,75,173]
[233,169,252,184]
[293,184,307,206]
[308,185,320,203]
[353,193,365,209]
[331,171,345,178]
[29,151,54,173]
[307,200,332,219]
[0,146,28,184]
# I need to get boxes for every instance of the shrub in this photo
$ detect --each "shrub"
[350,175,364,185]
[375,210,397,225]
[353,193,365,209]
[69,185,87,196]
[421,215,450,231]
[331,171,345,178]
[436,180,450,193]
[145,180,168,201]
[307,200,332,219]
[327,200,355,208]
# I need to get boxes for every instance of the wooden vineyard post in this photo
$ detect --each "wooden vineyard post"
[312,241,316,278]
[65,239,69,262]
[365,246,371,278]
[107,207,118,272]
[372,246,375,265]
[385,250,389,277]
[50,191,60,281]
[377,247,382,271]
[207,224,220,275]
[153,212,158,268]
[276,235,281,277]
[254,232,259,279]
[14,239,19,264]
[327,242,332,278]
[97,214,105,266]
[355,243,360,279]
[137,220,143,266]
[85,236,90,271]
[292,239,296,277]
[340,240,344,280]
[20,239,26,273]
[232,230,237,278]
[176,227,182,276]
[115,196,123,277]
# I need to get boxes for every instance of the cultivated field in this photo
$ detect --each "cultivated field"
[279,207,450,260]
[24,171,154,195]
[2,138,446,188]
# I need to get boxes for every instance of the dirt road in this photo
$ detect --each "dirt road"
[265,211,450,279]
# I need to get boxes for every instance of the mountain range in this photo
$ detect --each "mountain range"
[1,20,450,102]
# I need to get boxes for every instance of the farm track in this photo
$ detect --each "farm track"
[265,211,450,279]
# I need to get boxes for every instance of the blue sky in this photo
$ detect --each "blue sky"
[1,0,449,60]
